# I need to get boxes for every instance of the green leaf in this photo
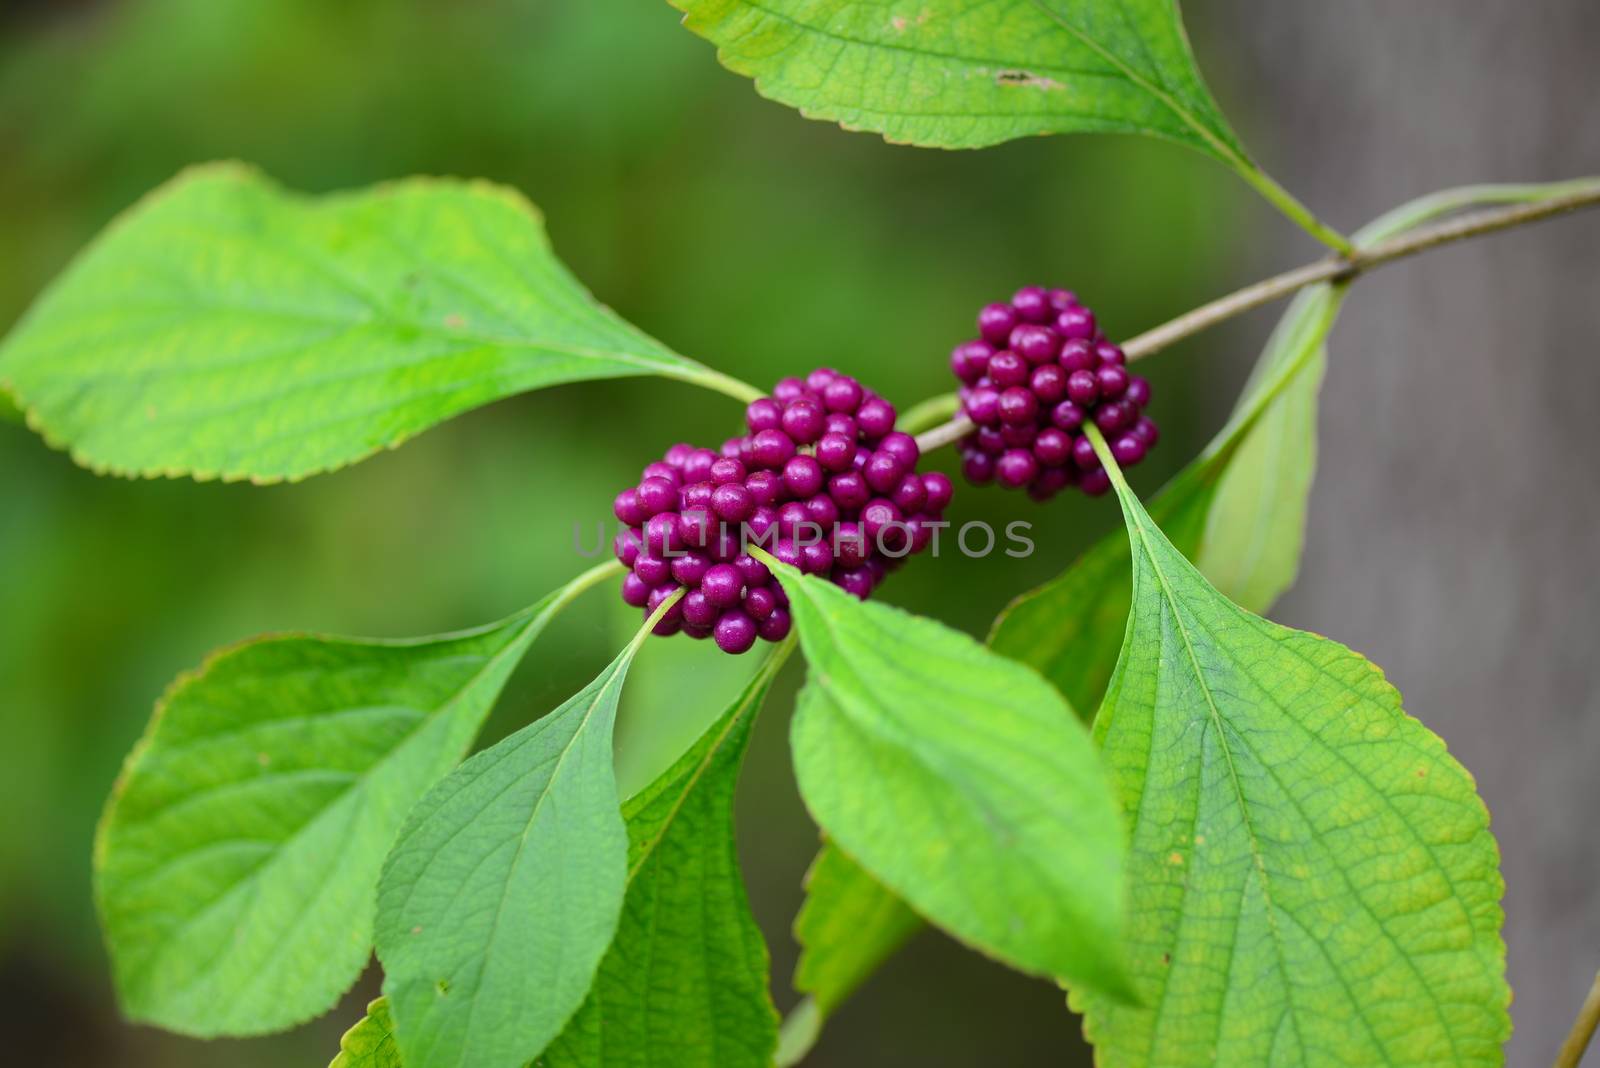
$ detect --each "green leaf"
[0,163,754,483]
[1075,434,1509,1066]
[669,0,1349,248]
[671,0,1244,157]
[991,283,1343,713]
[332,999,403,1068]
[793,842,920,1017]
[374,598,672,1068]
[0,387,20,424]
[92,561,617,1038]
[544,645,790,1068]
[764,556,1131,999]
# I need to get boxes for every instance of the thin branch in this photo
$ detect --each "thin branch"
[910,182,1600,453]
[1555,969,1600,1068]
[1123,184,1600,361]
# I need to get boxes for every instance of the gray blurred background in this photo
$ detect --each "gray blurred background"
[0,1,1595,1065]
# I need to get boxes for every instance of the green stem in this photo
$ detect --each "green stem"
[899,392,961,435]
[1233,163,1355,254]
[1555,969,1600,1068]
[673,366,765,405]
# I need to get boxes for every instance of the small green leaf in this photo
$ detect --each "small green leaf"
[0,163,754,483]
[332,998,403,1068]
[374,597,673,1068]
[793,842,920,1018]
[544,645,790,1067]
[0,387,20,424]
[92,562,617,1038]
[671,0,1244,157]
[764,556,1130,999]
[991,283,1343,712]
[1076,434,1510,1065]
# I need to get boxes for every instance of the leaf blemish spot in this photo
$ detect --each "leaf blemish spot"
[444,313,466,329]
[995,70,1064,92]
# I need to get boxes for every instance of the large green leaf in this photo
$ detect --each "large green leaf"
[332,999,403,1068]
[334,645,786,1068]
[763,556,1130,999]
[92,561,618,1038]
[793,841,920,1017]
[0,163,754,483]
[374,596,674,1068]
[1075,433,1509,1065]
[670,0,1244,157]
[544,645,789,1067]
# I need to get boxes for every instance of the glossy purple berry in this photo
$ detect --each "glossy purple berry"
[978,302,1017,345]
[757,608,792,642]
[864,451,904,494]
[823,376,864,413]
[781,399,825,445]
[891,473,927,514]
[744,586,777,621]
[1080,468,1112,496]
[1065,369,1099,406]
[1096,365,1129,400]
[1125,376,1152,407]
[750,428,796,468]
[1051,400,1085,431]
[1010,323,1061,364]
[711,482,755,522]
[1095,342,1126,367]
[646,585,684,634]
[783,454,825,498]
[1033,427,1072,467]
[878,431,919,468]
[714,610,758,654]
[962,449,996,484]
[1057,306,1096,340]
[682,448,718,483]
[614,528,643,568]
[773,376,806,402]
[1095,400,1134,433]
[997,387,1038,426]
[965,386,1001,426]
[834,567,875,600]
[987,350,1029,388]
[923,472,954,512]
[950,340,994,384]
[745,469,785,506]
[746,397,783,433]
[681,589,718,628]
[855,397,896,439]
[1131,416,1160,446]
[804,492,840,530]
[996,449,1039,488]
[621,572,652,607]
[734,552,770,587]
[1112,434,1147,466]
[641,461,679,485]
[614,488,648,526]
[805,367,838,392]
[670,551,711,587]
[709,456,746,485]
[701,563,743,608]
[1012,286,1051,323]
[1059,338,1095,373]
[1072,435,1100,470]
[644,512,681,555]
[1031,364,1067,404]
[816,431,856,472]
[829,470,870,510]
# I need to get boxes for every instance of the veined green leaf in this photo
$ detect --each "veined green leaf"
[332,998,403,1068]
[335,644,786,1068]
[544,644,790,1067]
[670,0,1244,157]
[763,555,1130,999]
[1076,431,1509,1065]
[92,561,618,1038]
[374,593,676,1068]
[0,163,755,483]
[793,841,920,1017]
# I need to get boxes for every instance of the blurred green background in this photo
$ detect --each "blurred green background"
[0,0,1273,1063]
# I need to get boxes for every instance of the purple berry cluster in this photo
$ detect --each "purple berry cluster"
[612,368,954,653]
[951,286,1158,498]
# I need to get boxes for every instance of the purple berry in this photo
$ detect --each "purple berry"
[643,512,681,555]
[997,387,1038,426]
[816,431,856,472]
[1030,364,1067,404]
[1047,288,1077,312]
[744,586,777,621]
[1080,468,1112,496]
[671,550,711,587]
[702,563,743,608]
[823,376,864,413]
[744,469,785,506]
[1131,416,1160,446]
[750,428,796,468]
[834,567,875,600]
[783,454,825,498]
[712,482,755,522]
[855,397,896,439]
[987,350,1029,388]
[1096,365,1129,400]
[682,448,718,483]
[975,425,1005,454]
[664,442,695,469]
[678,507,714,549]
[978,302,1017,345]
[1112,434,1147,466]
[823,412,857,438]
[860,498,903,542]
[776,500,808,537]
[641,461,679,485]
[1065,369,1100,406]
[891,473,928,514]
[829,470,870,510]
[1125,376,1151,407]
[1072,435,1100,470]
[864,451,904,494]
[614,488,647,526]
[878,431,920,468]
[773,376,806,403]
[771,537,803,570]
[962,449,996,484]
[614,528,643,568]
[1011,286,1051,323]
[681,480,715,510]
[833,522,869,567]
[923,472,954,511]
[746,505,777,539]
[734,552,770,587]
[1000,421,1036,448]
[1051,400,1085,431]
[720,437,745,459]
[714,610,758,654]
[996,449,1039,488]
[800,540,834,574]
[1095,400,1134,433]
[950,340,994,384]
[1010,324,1061,364]
[1033,427,1072,466]
[965,386,1001,426]
[780,399,825,445]
[746,397,783,433]
[709,456,746,485]
[1057,306,1096,340]
[1095,342,1126,367]
[757,608,792,642]
[646,584,684,633]
[804,493,840,530]
[621,572,652,607]
[682,589,718,628]
[805,367,838,392]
